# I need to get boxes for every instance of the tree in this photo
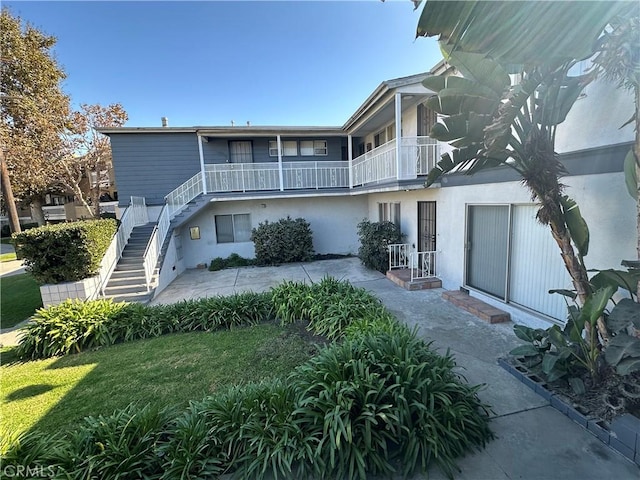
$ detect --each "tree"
[0,8,71,227]
[55,103,127,218]
[590,12,640,294]
[415,0,634,349]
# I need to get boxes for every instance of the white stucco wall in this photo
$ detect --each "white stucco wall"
[555,77,634,153]
[178,195,369,268]
[155,231,186,296]
[365,171,635,327]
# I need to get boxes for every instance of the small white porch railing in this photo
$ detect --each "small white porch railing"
[388,243,412,270]
[388,243,438,281]
[96,196,149,297]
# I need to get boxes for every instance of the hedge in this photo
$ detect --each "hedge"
[13,219,117,284]
[251,216,314,265]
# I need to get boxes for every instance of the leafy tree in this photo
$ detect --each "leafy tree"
[56,103,128,217]
[415,0,633,347]
[590,12,640,293]
[0,8,71,225]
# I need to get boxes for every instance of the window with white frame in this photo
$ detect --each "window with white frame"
[269,140,297,157]
[300,140,328,156]
[215,214,252,243]
[378,202,401,228]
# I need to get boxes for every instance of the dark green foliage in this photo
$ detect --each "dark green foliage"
[13,219,117,284]
[271,277,391,340]
[17,292,274,360]
[251,216,314,265]
[7,331,493,480]
[1,222,38,238]
[292,331,493,479]
[357,220,404,273]
[209,253,256,271]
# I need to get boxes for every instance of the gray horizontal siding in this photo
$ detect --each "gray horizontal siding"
[202,136,345,164]
[111,133,200,206]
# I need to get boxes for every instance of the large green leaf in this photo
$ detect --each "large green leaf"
[607,299,640,333]
[591,269,640,297]
[509,344,541,358]
[533,74,589,126]
[446,51,510,95]
[615,357,640,376]
[416,1,630,65]
[623,149,638,200]
[422,75,495,97]
[581,286,617,326]
[560,196,589,258]
[604,332,640,368]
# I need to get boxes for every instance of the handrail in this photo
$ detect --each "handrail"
[142,203,170,292]
[95,196,148,298]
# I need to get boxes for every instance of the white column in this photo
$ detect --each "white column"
[197,135,207,193]
[347,134,353,189]
[277,135,284,191]
[395,93,402,180]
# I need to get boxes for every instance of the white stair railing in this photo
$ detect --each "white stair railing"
[410,251,437,281]
[142,204,170,291]
[388,243,412,270]
[166,173,204,217]
[96,196,149,297]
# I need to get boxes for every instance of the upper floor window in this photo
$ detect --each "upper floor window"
[300,140,327,156]
[269,140,297,157]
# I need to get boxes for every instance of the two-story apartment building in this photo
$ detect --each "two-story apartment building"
[99,66,635,328]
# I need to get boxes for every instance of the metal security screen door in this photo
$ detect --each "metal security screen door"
[418,201,436,252]
[466,205,510,299]
[229,141,253,163]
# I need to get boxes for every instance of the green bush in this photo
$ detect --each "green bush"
[251,216,314,265]
[208,253,256,271]
[17,292,274,360]
[357,219,405,273]
[271,277,390,340]
[291,331,493,479]
[7,279,495,479]
[13,219,117,284]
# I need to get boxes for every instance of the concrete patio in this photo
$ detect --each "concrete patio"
[151,257,639,480]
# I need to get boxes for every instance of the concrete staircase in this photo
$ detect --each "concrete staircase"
[104,222,157,303]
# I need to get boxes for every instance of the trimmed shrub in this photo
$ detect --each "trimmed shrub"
[13,219,117,284]
[357,219,404,273]
[208,253,256,271]
[251,216,314,265]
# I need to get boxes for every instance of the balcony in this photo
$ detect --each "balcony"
[165,136,440,217]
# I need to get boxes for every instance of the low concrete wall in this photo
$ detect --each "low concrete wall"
[40,276,100,307]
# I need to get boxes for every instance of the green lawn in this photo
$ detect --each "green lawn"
[1,324,318,438]
[1,273,42,329]
[0,252,17,262]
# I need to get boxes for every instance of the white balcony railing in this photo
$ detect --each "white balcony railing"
[163,136,440,223]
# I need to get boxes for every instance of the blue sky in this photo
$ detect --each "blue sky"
[5,1,442,127]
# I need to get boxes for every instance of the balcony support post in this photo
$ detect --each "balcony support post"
[277,134,284,191]
[395,93,402,180]
[197,134,208,194]
[348,134,353,188]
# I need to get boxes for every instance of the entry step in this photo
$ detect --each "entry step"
[442,290,510,324]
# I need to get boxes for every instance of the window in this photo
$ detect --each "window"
[269,140,297,157]
[300,140,328,156]
[378,202,401,228]
[374,131,386,148]
[215,214,251,243]
[229,141,253,163]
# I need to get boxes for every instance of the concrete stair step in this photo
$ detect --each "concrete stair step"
[111,268,145,277]
[105,284,149,295]
[107,291,153,304]
[115,262,144,271]
[107,276,147,287]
